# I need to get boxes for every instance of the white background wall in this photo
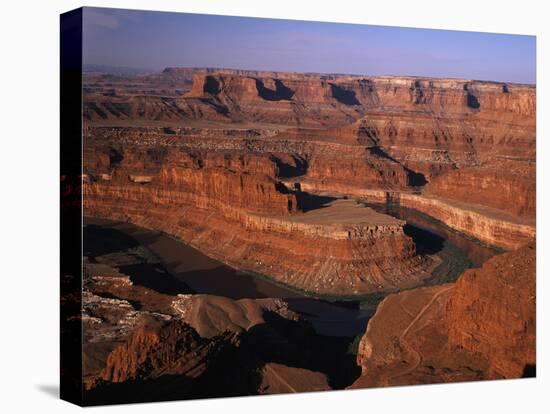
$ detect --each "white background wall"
[0,0,547,412]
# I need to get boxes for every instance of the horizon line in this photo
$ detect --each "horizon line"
[83,63,537,87]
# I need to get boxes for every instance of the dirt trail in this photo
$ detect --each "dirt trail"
[264,364,298,393]
[385,286,453,383]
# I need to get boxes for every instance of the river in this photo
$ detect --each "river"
[84,204,500,337]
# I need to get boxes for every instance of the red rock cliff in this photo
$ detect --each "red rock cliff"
[351,242,535,388]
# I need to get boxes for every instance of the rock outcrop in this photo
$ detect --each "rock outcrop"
[171,294,299,338]
[98,320,236,385]
[427,159,536,218]
[351,242,536,388]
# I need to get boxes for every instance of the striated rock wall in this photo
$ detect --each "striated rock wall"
[426,159,536,218]
[84,145,297,215]
[292,179,535,251]
[397,193,535,250]
[83,142,430,296]
[84,184,428,295]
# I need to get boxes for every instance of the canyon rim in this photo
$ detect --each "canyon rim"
[60,6,536,406]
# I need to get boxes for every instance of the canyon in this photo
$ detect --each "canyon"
[77,221,359,404]
[77,67,536,403]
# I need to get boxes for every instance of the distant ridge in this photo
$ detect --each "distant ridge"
[83,64,535,87]
[160,66,535,87]
[83,64,158,76]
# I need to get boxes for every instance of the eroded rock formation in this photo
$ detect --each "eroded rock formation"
[351,242,536,388]
[171,294,299,338]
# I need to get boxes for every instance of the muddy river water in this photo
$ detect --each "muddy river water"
[84,203,499,337]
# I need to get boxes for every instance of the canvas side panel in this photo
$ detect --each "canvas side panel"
[60,7,84,406]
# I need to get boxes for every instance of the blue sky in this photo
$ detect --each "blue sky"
[82,7,536,84]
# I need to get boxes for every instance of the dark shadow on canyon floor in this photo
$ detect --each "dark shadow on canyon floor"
[254,312,362,389]
[84,223,193,295]
[83,313,361,406]
[296,192,338,212]
[403,224,445,255]
[119,263,193,295]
